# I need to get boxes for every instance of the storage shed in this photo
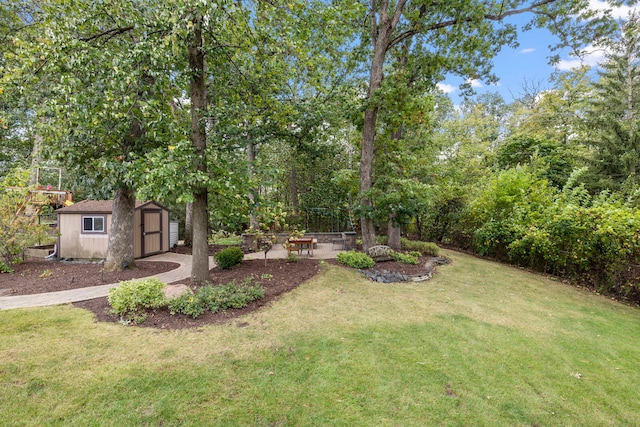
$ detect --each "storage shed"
[56,200,171,260]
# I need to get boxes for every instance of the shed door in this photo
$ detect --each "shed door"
[141,209,163,257]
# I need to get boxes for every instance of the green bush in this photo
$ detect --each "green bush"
[336,251,375,269]
[389,250,419,265]
[108,278,167,324]
[200,282,265,312]
[0,260,13,273]
[506,200,640,303]
[167,292,204,318]
[214,246,244,269]
[400,238,440,256]
[168,279,265,318]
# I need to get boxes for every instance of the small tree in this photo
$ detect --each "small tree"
[0,191,50,268]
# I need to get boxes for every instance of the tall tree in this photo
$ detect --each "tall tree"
[187,14,209,282]
[585,11,640,194]
[356,0,621,251]
[3,0,183,270]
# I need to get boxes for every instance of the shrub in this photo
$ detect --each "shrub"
[286,253,299,263]
[214,246,244,269]
[108,278,167,324]
[197,281,265,313]
[336,251,375,269]
[168,279,266,318]
[168,291,204,318]
[389,250,419,265]
[0,260,13,273]
[400,238,440,256]
[210,230,242,246]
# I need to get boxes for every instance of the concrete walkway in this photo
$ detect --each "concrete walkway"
[0,243,342,311]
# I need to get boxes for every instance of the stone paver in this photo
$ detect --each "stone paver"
[0,243,341,311]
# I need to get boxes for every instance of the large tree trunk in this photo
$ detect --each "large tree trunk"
[104,186,136,271]
[360,105,378,252]
[360,10,395,252]
[387,213,401,250]
[184,202,193,246]
[189,16,209,283]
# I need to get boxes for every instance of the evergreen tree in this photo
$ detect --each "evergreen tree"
[586,12,640,195]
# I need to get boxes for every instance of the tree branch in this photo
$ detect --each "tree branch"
[79,26,135,43]
[370,0,378,45]
[389,0,559,49]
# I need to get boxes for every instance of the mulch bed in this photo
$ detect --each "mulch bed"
[2,245,438,330]
[75,258,321,330]
[0,260,179,296]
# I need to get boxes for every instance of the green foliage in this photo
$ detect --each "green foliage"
[108,278,167,324]
[583,14,640,196]
[468,166,555,258]
[506,199,640,303]
[253,202,288,233]
[400,238,440,256]
[288,228,306,239]
[389,250,419,265]
[168,280,265,318]
[0,260,13,273]
[214,247,244,270]
[210,230,242,246]
[167,291,203,319]
[336,251,375,269]
[375,235,388,245]
[0,186,52,266]
[496,134,573,188]
[201,282,264,312]
[414,185,470,247]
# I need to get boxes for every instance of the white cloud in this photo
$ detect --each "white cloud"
[467,79,483,88]
[436,83,457,94]
[587,0,634,19]
[520,48,536,54]
[556,44,608,70]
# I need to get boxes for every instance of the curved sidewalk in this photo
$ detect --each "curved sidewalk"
[0,253,197,311]
[0,243,341,311]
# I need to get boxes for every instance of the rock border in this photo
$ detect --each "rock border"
[359,257,451,284]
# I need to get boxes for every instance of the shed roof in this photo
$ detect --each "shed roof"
[56,200,164,214]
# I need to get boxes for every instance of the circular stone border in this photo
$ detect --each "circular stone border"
[359,257,451,283]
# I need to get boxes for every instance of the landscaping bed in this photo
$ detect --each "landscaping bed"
[75,258,322,330]
[0,259,179,296]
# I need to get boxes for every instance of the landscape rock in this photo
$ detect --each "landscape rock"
[367,245,394,262]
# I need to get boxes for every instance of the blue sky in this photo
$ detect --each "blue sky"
[437,0,637,102]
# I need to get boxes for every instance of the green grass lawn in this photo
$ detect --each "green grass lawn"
[1,250,639,426]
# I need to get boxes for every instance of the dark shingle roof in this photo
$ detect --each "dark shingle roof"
[56,200,152,214]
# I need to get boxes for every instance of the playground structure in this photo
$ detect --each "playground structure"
[6,168,74,252]
[12,187,74,224]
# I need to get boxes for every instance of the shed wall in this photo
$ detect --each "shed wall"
[58,213,112,259]
[58,201,170,260]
